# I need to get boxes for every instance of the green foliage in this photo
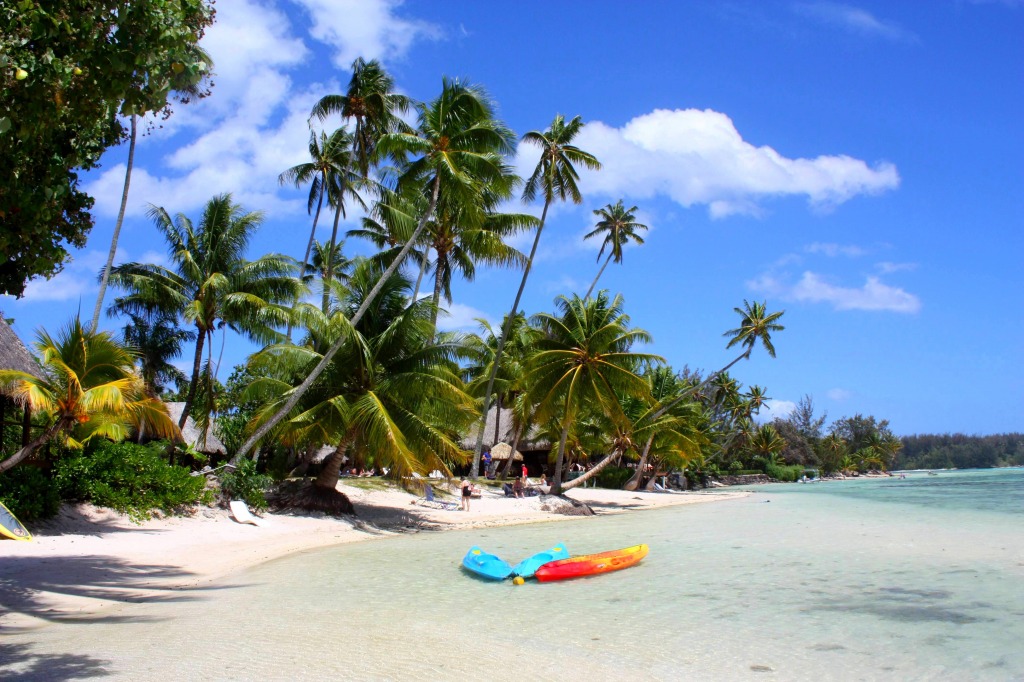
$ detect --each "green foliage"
[219,459,272,512]
[596,466,633,489]
[53,440,210,522]
[896,433,1024,470]
[765,462,804,482]
[0,1,214,297]
[0,466,61,521]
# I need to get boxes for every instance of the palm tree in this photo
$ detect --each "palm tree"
[644,301,786,427]
[424,181,534,329]
[278,128,359,299]
[819,433,847,474]
[470,114,601,477]
[311,57,413,179]
[245,261,473,512]
[0,318,179,472]
[528,292,662,495]
[233,78,514,463]
[108,194,301,432]
[583,200,647,299]
[749,424,787,470]
[90,46,213,334]
[121,311,195,394]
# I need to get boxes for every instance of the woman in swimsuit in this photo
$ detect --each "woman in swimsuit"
[460,478,472,511]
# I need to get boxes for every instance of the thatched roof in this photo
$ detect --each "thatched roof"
[164,402,227,455]
[461,405,550,451]
[490,441,523,461]
[0,316,41,378]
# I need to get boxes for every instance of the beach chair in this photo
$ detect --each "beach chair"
[420,484,458,510]
[229,500,268,527]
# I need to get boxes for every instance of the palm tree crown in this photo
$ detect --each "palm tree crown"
[583,199,647,298]
[724,300,786,358]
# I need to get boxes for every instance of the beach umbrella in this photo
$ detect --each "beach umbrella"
[490,441,523,461]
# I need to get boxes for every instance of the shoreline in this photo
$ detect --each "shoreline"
[0,482,747,632]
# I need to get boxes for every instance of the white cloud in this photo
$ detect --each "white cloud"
[805,242,867,257]
[876,261,917,274]
[794,2,919,43]
[827,388,852,401]
[750,271,921,313]
[437,301,493,332]
[294,0,441,66]
[538,109,899,218]
[764,399,797,419]
[1,248,127,305]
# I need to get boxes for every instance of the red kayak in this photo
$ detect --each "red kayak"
[534,544,648,582]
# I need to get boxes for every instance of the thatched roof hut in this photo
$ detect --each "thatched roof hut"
[0,316,41,378]
[164,402,227,455]
[461,405,550,451]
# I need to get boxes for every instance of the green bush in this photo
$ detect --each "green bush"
[765,462,804,482]
[53,440,210,522]
[595,466,633,489]
[219,459,272,512]
[0,466,61,521]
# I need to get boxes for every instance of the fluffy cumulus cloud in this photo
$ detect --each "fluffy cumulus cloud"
[1,248,126,304]
[750,271,921,313]
[763,399,797,419]
[436,302,492,332]
[793,2,918,43]
[544,109,899,218]
[293,0,441,66]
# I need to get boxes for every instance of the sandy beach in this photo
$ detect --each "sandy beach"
[0,481,746,632]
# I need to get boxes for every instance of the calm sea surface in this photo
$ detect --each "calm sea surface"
[4,468,1023,681]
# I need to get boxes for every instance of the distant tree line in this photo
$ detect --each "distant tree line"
[895,433,1024,470]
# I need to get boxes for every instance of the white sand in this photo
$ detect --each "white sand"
[0,480,746,631]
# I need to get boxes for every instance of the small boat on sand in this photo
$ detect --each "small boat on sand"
[511,543,569,578]
[535,544,648,582]
[462,546,513,580]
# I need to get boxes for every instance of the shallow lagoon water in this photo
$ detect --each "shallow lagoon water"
[4,469,1023,680]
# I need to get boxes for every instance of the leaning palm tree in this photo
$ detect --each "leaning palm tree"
[0,318,179,472]
[470,114,601,477]
[528,292,662,495]
[232,78,515,463]
[90,46,214,333]
[583,200,647,299]
[108,194,301,432]
[245,261,473,512]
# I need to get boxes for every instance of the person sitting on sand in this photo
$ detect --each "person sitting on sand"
[460,478,473,511]
[512,477,524,498]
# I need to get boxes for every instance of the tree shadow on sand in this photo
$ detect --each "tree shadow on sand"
[0,554,236,629]
[0,642,111,681]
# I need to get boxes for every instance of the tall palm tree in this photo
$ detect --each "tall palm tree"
[245,261,473,512]
[583,200,647,299]
[528,292,662,495]
[233,78,514,463]
[90,46,214,333]
[424,181,534,329]
[644,301,786,427]
[470,114,601,477]
[278,128,358,296]
[749,424,787,469]
[108,194,301,432]
[0,318,179,472]
[310,57,413,179]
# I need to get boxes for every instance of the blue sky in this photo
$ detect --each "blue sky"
[3,1,1021,436]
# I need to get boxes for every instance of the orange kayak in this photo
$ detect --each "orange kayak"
[534,544,648,582]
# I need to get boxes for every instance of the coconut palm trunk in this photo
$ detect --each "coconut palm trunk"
[323,202,344,313]
[232,174,442,463]
[91,114,137,334]
[179,326,207,429]
[623,433,657,491]
[584,253,613,300]
[0,417,72,474]
[470,199,551,477]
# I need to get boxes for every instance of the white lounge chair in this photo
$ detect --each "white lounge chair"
[230,500,268,527]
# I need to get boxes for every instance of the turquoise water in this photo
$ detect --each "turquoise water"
[3,469,1023,680]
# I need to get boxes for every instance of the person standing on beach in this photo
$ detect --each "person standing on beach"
[483,449,492,478]
[460,477,473,511]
